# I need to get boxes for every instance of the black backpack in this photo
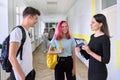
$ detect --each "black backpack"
[0,26,26,72]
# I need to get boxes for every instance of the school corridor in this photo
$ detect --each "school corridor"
[33,43,88,80]
[0,0,120,80]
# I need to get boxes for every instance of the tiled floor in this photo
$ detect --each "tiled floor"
[33,44,88,80]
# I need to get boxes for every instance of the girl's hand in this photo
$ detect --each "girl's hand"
[82,45,92,54]
[59,48,64,54]
[75,47,81,52]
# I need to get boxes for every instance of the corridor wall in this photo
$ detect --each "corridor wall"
[67,0,118,80]
[0,0,17,79]
[0,0,14,80]
[0,0,27,79]
[0,0,9,44]
[67,0,100,66]
[67,0,92,66]
[102,5,117,80]
[117,0,120,79]
[0,0,41,79]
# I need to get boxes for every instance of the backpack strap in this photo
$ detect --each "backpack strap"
[16,26,26,60]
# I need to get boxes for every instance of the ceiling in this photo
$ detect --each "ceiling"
[22,0,77,16]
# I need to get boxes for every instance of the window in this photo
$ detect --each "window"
[102,0,117,9]
[16,6,20,25]
[45,22,57,33]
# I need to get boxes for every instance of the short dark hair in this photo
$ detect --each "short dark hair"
[23,7,40,17]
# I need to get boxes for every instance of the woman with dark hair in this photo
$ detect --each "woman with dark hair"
[48,21,76,80]
[76,14,111,80]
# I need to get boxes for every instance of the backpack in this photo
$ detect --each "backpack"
[0,26,26,72]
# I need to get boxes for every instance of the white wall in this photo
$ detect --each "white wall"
[67,0,92,35]
[102,5,117,80]
[31,20,43,52]
[0,0,13,79]
[67,0,118,80]
[67,0,92,66]
[41,14,67,23]
[0,0,26,79]
[117,0,120,79]
[117,0,120,38]
[0,0,26,44]
[0,0,9,44]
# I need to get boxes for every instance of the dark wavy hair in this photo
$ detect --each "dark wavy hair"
[93,14,110,37]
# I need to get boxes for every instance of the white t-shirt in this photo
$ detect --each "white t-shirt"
[10,27,33,80]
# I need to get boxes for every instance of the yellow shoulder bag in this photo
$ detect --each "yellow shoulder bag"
[46,41,62,69]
